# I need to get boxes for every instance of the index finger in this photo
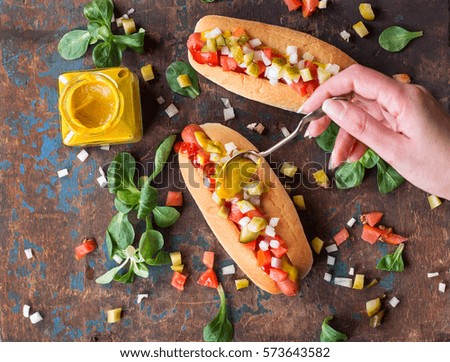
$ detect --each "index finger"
[300,64,405,115]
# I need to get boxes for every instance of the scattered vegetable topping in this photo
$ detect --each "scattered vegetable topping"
[57,169,69,178]
[141,64,155,81]
[77,149,89,162]
[166,191,183,207]
[280,162,298,178]
[326,255,336,266]
[23,304,31,318]
[438,283,446,293]
[198,268,219,289]
[366,297,381,316]
[157,96,166,105]
[203,284,234,342]
[221,264,236,275]
[202,251,215,269]
[24,248,33,260]
[376,243,405,272]
[360,212,383,227]
[427,272,439,278]
[346,217,356,228]
[334,277,353,288]
[166,61,200,98]
[165,103,179,118]
[223,107,236,121]
[323,273,332,282]
[388,296,400,308]
[137,294,148,304]
[352,21,369,38]
[293,194,306,210]
[30,312,43,324]
[340,30,351,42]
[379,26,423,52]
[348,267,355,276]
[359,3,375,20]
[75,238,97,261]
[320,316,348,342]
[311,237,324,254]
[333,228,349,246]
[235,278,250,290]
[352,274,364,290]
[392,73,411,84]
[58,0,145,68]
[427,195,442,209]
[369,309,385,328]
[107,308,122,323]
[325,244,338,253]
[312,169,330,188]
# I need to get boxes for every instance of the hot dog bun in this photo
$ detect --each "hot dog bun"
[178,123,313,294]
[188,15,356,112]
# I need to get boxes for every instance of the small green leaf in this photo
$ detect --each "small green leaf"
[92,40,122,68]
[166,61,201,99]
[203,285,234,342]
[107,212,135,249]
[359,149,380,169]
[153,206,180,228]
[376,159,405,193]
[376,243,405,272]
[113,266,136,284]
[137,182,158,219]
[117,189,141,207]
[315,122,339,152]
[146,250,172,266]
[95,261,127,284]
[83,0,114,28]
[58,30,92,60]
[107,152,138,194]
[335,161,365,189]
[139,230,164,260]
[112,28,145,54]
[379,26,423,52]
[132,262,149,278]
[320,316,348,342]
[114,197,133,214]
[149,135,177,182]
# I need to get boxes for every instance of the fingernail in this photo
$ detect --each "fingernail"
[322,99,333,113]
[304,129,310,138]
[297,104,305,114]
[328,157,334,170]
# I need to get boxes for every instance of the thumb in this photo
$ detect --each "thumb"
[322,99,404,162]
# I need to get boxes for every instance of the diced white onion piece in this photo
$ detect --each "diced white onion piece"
[63,130,74,143]
[242,45,253,54]
[327,256,336,266]
[24,248,33,259]
[271,257,282,269]
[236,200,255,214]
[348,267,355,276]
[247,122,257,131]
[113,254,123,264]
[318,0,328,9]
[269,217,280,227]
[259,240,269,251]
[30,312,43,324]
[100,144,110,151]
[289,52,298,65]
[334,277,353,288]
[205,27,222,38]
[222,264,236,275]
[156,96,165,104]
[165,103,179,118]
[324,273,332,282]
[268,77,278,86]
[249,196,260,207]
[239,62,247,69]
[265,65,281,79]
[221,98,231,109]
[220,46,230,55]
[438,283,446,293]
[224,142,237,154]
[77,149,89,162]
[97,175,108,188]
[325,244,338,253]
[223,107,235,121]
[211,191,222,205]
[261,52,271,66]
[209,152,221,162]
[122,14,129,19]
[297,60,306,69]
[427,272,439,278]
[127,8,135,15]
[254,123,265,135]
[220,155,231,164]
[249,38,262,48]
[303,52,314,61]
[269,239,280,249]
[389,296,400,308]
[57,169,69,178]
[265,225,276,237]
[137,294,148,304]
[238,216,251,227]
[253,50,263,62]
[286,45,297,56]
[347,217,356,228]
[340,30,351,42]
[280,126,290,138]
[282,75,293,85]
[98,167,105,178]
[325,63,340,75]
[23,304,31,318]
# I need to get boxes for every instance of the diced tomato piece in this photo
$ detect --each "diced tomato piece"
[246,208,264,219]
[244,239,257,251]
[276,278,298,296]
[173,141,183,153]
[383,233,408,245]
[270,243,288,258]
[166,191,183,207]
[181,124,204,146]
[257,249,272,268]
[190,47,207,65]
[269,268,288,282]
[262,47,273,61]
[361,224,383,245]
[187,33,205,52]
[361,212,384,227]
[257,62,266,77]
[283,0,302,12]
[290,80,308,97]
[220,55,239,72]
[75,238,97,261]
[171,271,187,291]
[302,0,319,18]
[202,251,215,269]
[178,142,199,158]
[233,27,246,38]
[305,80,319,96]
[200,51,220,67]
[194,149,210,167]
[228,203,245,223]
[333,227,350,246]
[197,268,219,289]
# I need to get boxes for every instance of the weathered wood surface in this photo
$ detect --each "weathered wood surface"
[0,0,448,342]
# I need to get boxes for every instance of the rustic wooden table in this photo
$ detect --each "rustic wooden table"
[0,0,448,342]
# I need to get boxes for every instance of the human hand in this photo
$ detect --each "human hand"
[301,64,450,200]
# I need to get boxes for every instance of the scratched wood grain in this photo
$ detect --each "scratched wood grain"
[0,0,448,342]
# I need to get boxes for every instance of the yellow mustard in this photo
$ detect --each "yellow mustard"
[58,67,142,146]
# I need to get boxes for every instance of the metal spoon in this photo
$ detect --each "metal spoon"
[222,95,353,170]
